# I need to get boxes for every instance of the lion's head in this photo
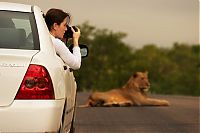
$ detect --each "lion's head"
[124,71,151,92]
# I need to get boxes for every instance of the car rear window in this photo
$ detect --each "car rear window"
[0,11,39,50]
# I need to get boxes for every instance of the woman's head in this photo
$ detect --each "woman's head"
[45,8,70,39]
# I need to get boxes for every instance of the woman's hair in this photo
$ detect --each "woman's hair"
[45,8,70,31]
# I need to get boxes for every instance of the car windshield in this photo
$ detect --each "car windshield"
[0,11,39,50]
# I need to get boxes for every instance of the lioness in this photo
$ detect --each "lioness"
[81,71,170,107]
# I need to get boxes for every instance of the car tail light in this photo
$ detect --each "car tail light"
[15,64,55,100]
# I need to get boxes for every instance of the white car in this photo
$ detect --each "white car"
[0,2,87,133]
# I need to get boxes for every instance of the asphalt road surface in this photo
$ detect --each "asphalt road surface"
[74,92,199,133]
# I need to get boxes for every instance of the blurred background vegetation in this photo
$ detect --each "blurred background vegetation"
[72,22,200,96]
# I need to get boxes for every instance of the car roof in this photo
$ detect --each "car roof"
[0,2,32,12]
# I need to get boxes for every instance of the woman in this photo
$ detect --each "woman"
[45,8,81,70]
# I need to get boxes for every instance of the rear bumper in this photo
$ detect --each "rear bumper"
[0,99,65,133]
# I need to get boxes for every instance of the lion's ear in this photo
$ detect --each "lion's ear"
[144,71,148,75]
[133,72,138,78]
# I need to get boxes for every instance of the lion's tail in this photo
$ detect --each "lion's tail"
[78,104,88,108]
[78,94,95,108]
[78,99,94,108]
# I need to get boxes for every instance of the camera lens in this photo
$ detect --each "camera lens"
[64,25,73,38]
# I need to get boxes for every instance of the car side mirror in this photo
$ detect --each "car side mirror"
[68,44,89,58]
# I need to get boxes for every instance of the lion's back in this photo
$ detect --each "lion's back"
[90,89,127,102]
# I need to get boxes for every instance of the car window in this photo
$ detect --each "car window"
[0,11,39,50]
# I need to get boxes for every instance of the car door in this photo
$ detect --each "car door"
[61,64,77,130]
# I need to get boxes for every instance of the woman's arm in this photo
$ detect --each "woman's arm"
[52,37,81,70]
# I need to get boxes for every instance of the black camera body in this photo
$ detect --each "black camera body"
[64,25,78,38]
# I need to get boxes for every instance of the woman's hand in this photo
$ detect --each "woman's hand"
[71,26,80,46]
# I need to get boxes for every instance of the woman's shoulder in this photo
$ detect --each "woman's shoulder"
[51,35,64,45]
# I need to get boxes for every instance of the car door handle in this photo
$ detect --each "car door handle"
[63,66,68,70]
[69,68,73,72]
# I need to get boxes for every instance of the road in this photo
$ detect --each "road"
[74,92,199,133]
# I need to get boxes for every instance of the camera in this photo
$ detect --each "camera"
[64,25,78,38]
